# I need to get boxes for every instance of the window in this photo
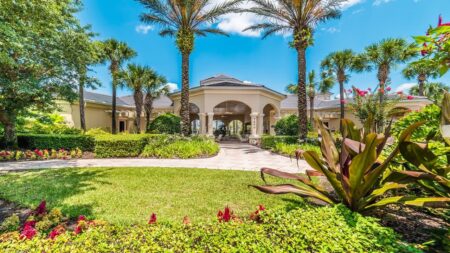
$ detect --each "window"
[119,121,126,132]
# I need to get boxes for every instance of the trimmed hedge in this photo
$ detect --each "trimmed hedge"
[0,205,418,252]
[94,134,152,158]
[141,135,219,158]
[260,135,299,149]
[17,134,95,151]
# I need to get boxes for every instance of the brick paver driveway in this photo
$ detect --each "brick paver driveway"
[0,142,310,173]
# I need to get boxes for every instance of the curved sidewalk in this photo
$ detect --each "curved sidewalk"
[0,143,310,173]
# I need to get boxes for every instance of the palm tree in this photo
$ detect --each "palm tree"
[103,39,137,134]
[138,0,241,136]
[118,64,153,134]
[364,38,416,102]
[321,50,366,131]
[244,0,343,140]
[410,82,450,105]
[144,73,169,130]
[403,59,439,96]
[286,70,334,128]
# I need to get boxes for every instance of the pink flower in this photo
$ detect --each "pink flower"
[397,91,403,95]
[77,215,86,222]
[386,87,391,91]
[340,99,347,104]
[367,87,372,91]
[148,213,157,224]
[407,95,414,100]
[48,225,65,240]
[20,223,37,240]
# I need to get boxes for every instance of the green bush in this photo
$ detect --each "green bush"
[261,135,298,149]
[85,128,110,136]
[274,114,299,135]
[141,135,219,159]
[17,113,81,135]
[94,134,152,158]
[147,113,181,134]
[0,205,418,252]
[272,142,321,156]
[17,134,95,151]
[392,104,441,141]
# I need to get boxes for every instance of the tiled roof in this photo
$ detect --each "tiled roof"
[85,91,130,107]
[119,94,173,108]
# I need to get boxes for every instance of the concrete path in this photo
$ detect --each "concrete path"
[0,142,310,173]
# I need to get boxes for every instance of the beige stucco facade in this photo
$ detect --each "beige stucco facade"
[58,75,432,141]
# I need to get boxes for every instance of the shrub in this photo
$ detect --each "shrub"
[274,114,298,135]
[0,214,19,233]
[94,134,151,158]
[272,142,321,157]
[85,128,110,136]
[392,104,441,141]
[17,134,94,151]
[141,135,219,159]
[260,135,298,149]
[0,205,418,252]
[17,113,81,135]
[147,113,181,134]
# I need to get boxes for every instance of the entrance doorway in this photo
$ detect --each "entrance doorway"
[213,101,251,141]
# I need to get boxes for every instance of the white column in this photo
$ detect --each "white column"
[207,112,214,136]
[199,113,206,135]
[250,112,259,138]
[258,113,265,136]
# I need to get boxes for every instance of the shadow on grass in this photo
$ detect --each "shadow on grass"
[0,168,111,220]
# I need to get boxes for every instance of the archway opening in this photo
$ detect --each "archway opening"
[188,103,200,134]
[213,101,251,139]
[263,104,276,135]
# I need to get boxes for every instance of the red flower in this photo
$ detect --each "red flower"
[340,99,347,104]
[249,205,266,222]
[397,91,403,95]
[218,206,234,222]
[77,215,86,222]
[217,210,223,220]
[74,225,83,235]
[407,95,414,100]
[378,88,385,94]
[34,200,47,215]
[148,213,157,224]
[48,225,65,240]
[20,224,37,240]
[34,149,43,158]
[23,220,36,228]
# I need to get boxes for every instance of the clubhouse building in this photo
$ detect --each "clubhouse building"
[58,74,431,141]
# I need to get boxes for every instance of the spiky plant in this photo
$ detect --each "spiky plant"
[138,0,242,135]
[244,0,344,140]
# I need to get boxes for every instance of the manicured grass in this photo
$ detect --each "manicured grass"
[0,167,295,225]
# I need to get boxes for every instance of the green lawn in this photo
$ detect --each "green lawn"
[0,167,296,225]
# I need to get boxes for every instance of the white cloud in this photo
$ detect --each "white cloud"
[135,25,153,34]
[166,82,179,92]
[321,27,341,33]
[373,0,393,6]
[341,0,364,9]
[352,8,364,14]
[243,80,253,84]
[395,83,416,92]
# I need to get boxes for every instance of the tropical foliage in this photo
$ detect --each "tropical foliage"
[409,82,449,105]
[138,0,241,135]
[144,73,169,129]
[392,104,441,141]
[321,50,366,127]
[102,39,137,134]
[252,119,450,212]
[147,113,181,134]
[402,59,439,96]
[245,0,343,139]
[274,115,299,136]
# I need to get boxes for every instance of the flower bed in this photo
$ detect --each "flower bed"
[0,201,417,252]
[0,148,83,162]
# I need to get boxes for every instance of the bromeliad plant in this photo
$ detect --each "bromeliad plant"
[252,119,450,212]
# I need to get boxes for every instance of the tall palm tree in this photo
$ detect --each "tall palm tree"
[144,73,169,130]
[119,64,153,134]
[321,49,366,131]
[410,82,450,105]
[364,38,417,102]
[403,59,439,96]
[103,39,137,134]
[244,0,343,139]
[138,0,241,136]
[286,70,334,128]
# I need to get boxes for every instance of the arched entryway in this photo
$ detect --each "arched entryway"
[212,101,251,140]
[263,104,277,135]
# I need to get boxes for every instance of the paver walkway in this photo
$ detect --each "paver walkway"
[0,142,310,173]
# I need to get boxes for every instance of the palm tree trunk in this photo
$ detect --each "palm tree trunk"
[144,94,154,131]
[112,84,117,134]
[418,74,426,96]
[297,47,308,140]
[79,74,86,132]
[309,95,314,129]
[134,90,144,134]
[180,52,191,136]
[377,66,389,133]
[339,78,345,133]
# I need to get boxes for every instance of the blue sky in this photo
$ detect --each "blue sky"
[78,0,450,97]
